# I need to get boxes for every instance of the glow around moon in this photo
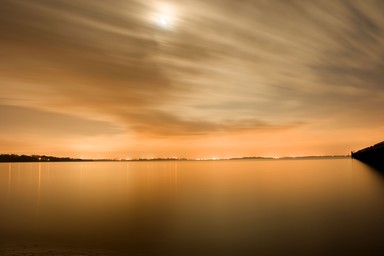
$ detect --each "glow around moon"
[151,3,177,29]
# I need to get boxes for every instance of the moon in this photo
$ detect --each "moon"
[156,14,170,28]
[151,3,176,30]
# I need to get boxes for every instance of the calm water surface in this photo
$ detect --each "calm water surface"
[1,159,383,255]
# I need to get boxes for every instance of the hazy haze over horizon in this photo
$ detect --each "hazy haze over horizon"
[1,0,384,158]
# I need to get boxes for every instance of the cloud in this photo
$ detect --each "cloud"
[1,0,384,156]
[119,110,305,136]
[0,105,123,137]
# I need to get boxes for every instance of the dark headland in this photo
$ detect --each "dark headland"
[352,141,384,169]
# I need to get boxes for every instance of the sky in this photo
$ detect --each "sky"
[1,0,384,159]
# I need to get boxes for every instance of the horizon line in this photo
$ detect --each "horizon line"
[0,153,351,163]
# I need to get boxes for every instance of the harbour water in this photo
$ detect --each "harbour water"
[1,159,383,255]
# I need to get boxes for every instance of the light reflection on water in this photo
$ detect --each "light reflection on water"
[0,159,383,255]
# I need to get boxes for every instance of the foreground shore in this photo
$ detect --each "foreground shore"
[1,242,124,256]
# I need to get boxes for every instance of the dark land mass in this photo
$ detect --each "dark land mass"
[1,154,348,163]
[0,154,94,162]
[230,155,349,160]
[352,141,384,169]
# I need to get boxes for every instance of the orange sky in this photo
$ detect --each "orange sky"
[1,0,383,159]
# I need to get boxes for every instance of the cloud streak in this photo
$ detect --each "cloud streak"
[1,0,383,157]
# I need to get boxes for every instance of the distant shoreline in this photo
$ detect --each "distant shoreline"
[0,154,350,163]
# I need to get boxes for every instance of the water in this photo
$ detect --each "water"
[0,159,383,255]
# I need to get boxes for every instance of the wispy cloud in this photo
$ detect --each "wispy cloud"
[1,0,383,156]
